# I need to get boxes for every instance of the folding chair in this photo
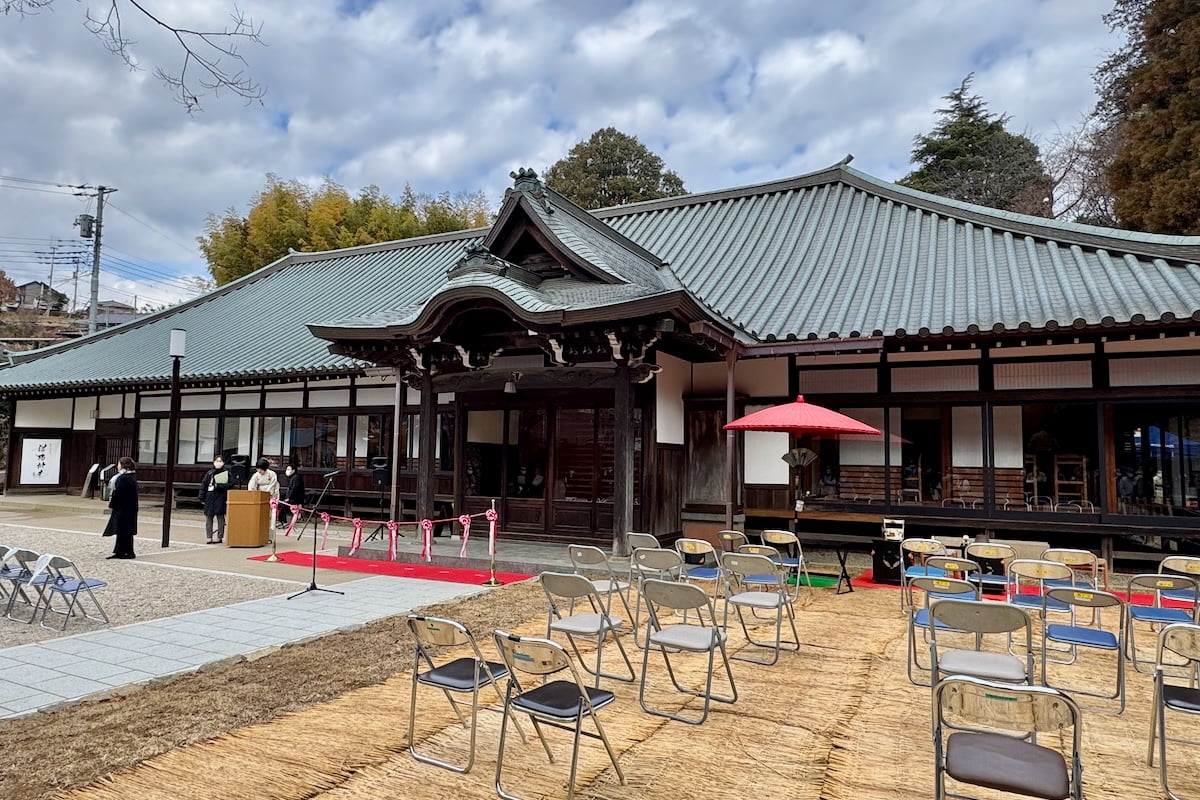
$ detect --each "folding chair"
[638,578,737,725]
[566,544,634,623]
[933,676,1082,800]
[36,556,108,630]
[629,547,684,649]
[675,538,723,609]
[1149,623,1200,800]
[406,614,524,774]
[539,572,634,687]
[493,631,625,800]
[1006,559,1076,614]
[1127,573,1200,675]
[761,529,812,599]
[900,538,947,608]
[1038,587,1125,713]
[929,598,1034,686]
[3,549,46,623]
[925,555,980,582]
[1160,555,1200,603]
[905,576,980,686]
[965,541,1016,595]
[721,552,799,665]
[716,529,746,553]
[625,532,660,580]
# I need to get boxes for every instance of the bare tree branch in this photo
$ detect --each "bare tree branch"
[2,0,265,111]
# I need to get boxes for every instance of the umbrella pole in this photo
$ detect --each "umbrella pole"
[725,348,737,530]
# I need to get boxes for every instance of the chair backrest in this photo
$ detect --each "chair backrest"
[407,614,472,648]
[540,571,599,602]
[675,538,715,558]
[717,530,746,551]
[632,547,684,575]
[2,548,39,573]
[1160,555,1200,579]
[493,630,572,677]
[901,538,945,557]
[925,555,981,575]
[931,598,1030,635]
[1044,586,1123,613]
[626,532,659,552]
[737,543,779,559]
[1042,548,1101,579]
[1158,622,1200,665]
[1008,558,1075,585]
[965,542,1017,564]
[1128,573,1200,612]
[909,576,979,602]
[721,552,781,587]
[641,578,712,613]
[567,544,611,570]
[936,675,1080,735]
[761,529,798,548]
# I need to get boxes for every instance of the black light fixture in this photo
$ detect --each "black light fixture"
[503,371,521,394]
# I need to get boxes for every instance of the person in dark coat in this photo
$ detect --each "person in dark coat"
[103,456,139,559]
[199,454,231,544]
[280,463,305,529]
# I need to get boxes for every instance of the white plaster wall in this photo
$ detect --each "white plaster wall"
[309,389,351,407]
[993,406,1024,469]
[72,398,96,431]
[798,368,877,394]
[124,393,136,417]
[892,365,978,392]
[265,390,305,409]
[16,398,74,428]
[736,357,788,395]
[839,408,901,465]
[225,392,261,410]
[690,361,724,394]
[357,386,395,406]
[98,394,124,419]
[140,395,170,413]
[180,394,221,411]
[655,352,689,445]
[1110,356,1200,387]
[994,361,1091,390]
[951,407,983,468]
[742,404,790,484]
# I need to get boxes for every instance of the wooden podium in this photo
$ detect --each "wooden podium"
[226,490,271,547]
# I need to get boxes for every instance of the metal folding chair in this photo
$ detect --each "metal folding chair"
[1042,547,1104,589]
[929,598,1034,686]
[566,544,634,623]
[539,572,634,687]
[900,538,947,608]
[1038,587,1125,714]
[629,547,684,649]
[493,630,625,800]
[3,549,47,623]
[35,556,108,630]
[965,541,1016,595]
[933,676,1082,800]
[1127,573,1200,674]
[406,614,524,774]
[1160,555,1200,603]
[1006,559,1076,614]
[625,532,660,580]
[717,529,746,553]
[925,555,980,581]
[905,575,980,686]
[1149,623,1200,800]
[721,552,799,665]
[638,578,737,725]
[761,529,811,600]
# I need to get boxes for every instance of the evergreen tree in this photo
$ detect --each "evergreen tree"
[544,127,686,210]
[900,75,1054,216]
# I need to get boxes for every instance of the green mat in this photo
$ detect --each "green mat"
[791,574,840,588]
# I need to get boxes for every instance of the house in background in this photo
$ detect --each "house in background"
[13,282,67,314]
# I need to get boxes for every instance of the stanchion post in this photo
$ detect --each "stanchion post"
[265,528,281,563]
[481,498,503,587]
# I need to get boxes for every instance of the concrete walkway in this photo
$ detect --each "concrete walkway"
[0,574,485,719]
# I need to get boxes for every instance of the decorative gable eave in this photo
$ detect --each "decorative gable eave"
[484,194,625,285]
[445,242,542,287]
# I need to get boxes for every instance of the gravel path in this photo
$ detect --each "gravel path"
[0,525,295,648]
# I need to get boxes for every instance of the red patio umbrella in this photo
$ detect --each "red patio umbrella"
[724,395,882,436]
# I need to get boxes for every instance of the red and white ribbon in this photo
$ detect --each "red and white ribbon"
[284,504,300,538]
[485,508,498,556]
[348,517,364,555]
[420,519,434,562]
[319,512,331,549]
[387,520,399,561]
[458,514,472,558]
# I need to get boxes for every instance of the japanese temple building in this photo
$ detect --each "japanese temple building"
[2,160,1199,560]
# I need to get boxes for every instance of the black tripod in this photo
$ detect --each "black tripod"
[289,472,344,600]
[365,482,388,542]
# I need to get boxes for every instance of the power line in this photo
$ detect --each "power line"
[0,174,85,189]
[105,202,200,257]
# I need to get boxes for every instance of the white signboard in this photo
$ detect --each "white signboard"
[21,438,62,485]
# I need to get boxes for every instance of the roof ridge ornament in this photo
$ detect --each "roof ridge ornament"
[509,166,552,212]
[446,242,542,286]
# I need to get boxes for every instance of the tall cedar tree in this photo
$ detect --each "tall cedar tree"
[900,76,1054,216]
[544,128,686,210]
[198,176,491,285]
[1102,0,1200,233]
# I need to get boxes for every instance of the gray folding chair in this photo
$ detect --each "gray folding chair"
[1041,548,1103,589]
[493,631,625,800]
[1149,623,1200,800]
[638,578,737,725]
[1160,555,1200,602]
[540,572,634,687]
[629,547,684,649]
[626,532,659,552]
[566,544,634,624]
[965,541,1016,595]
[900,538,948,608]
[406,614,525,774]
[717,529,747,553]
[761,529,812,600]
[3,549,47,623]
[721,552,799,665]
[36,556,108,630]
[905,576,980,686]
[1039,587,1125,714]
[1126,573,1200,674]
[929,598,1034,686]
[933,676,1082,800]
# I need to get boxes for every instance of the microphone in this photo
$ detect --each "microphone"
[323,470,342,479]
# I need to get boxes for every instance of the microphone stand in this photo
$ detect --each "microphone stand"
[288,473,343,600]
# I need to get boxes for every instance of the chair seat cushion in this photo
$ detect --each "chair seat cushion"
[48,578,107,593]
[1130,606,1192,624]
[551,612,621,636]
[417,657,508,691]
[1045,623,1118,649]
[512,680,614,719]
[590,578,628,594]
[945,731,1070,800]
[1010,593,1068,612]
[1163,683,1200,713]
[969,572,1008,586]
[912,608,953,630]
[685,567,720,581]
[906,566,946,578]
[938,649,1028,683]
[729,590,783,609]
[649,623,723,652]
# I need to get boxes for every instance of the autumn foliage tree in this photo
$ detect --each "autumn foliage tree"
[198,176,492,285]
[544,127,686,210]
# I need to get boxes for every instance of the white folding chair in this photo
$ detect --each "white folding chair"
[721,551,799,665]
[761,529,812,600]
[539,572,634,687]
[930,598,1034,686]
[566,544,634,624]
[629,547,684,649]
[905,575,980,686]
[1149,622,1200,800]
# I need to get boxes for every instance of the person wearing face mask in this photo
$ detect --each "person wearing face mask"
[102,456,139,559]
[280,463,305,529]
[199,455,231,544]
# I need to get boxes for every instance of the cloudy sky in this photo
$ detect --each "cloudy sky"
[0,0,1118,310]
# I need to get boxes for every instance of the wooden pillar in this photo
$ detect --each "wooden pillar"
[389,368,403,523]
[417,368,437,523]
[613,360,633,556]
[725,348,736,530]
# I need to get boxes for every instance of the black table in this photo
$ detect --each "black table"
[792,533,868,595]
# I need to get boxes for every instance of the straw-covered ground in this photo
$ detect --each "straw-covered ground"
[2,579,1199,799]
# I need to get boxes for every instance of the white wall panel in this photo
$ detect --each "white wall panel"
[1110,356,1200,387]
[741,404,790,484]
[994,361,1091,390]
[736,358,788,395]
[797,368,877,395]
[308,389,351,407]
[225,392,261,410]
[356,386,395,406]
[139,395,170,413]
[15,398,73,428]
[892,365,978,393]
[655,352,689,444]
[181,394,221,411]
[265,390,305,409]
[993,406,1024,469]
[98,394,124,419]
[951,407,983,467]
[839,408,900,465]
[72,398,96,431]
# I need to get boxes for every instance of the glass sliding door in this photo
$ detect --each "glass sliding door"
[1113,403,1200,517]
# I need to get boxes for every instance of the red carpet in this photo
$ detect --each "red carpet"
[248,551,532,585]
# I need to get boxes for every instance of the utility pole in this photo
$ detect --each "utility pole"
[81,185,117,335]
[44,244,56,316]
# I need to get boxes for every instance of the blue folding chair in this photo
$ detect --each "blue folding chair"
[1127,573,1200,674]
[1040,587,1126,714]
[36,556,108,630]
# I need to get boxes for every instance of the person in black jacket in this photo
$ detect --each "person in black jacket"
[199,454,231,544]
[279,463,305,529]
[103,456,139,559]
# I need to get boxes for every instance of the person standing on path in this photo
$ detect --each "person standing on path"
[248,458,280,531]
[102,456,139,559]
[199,455,231,544]
[280,463,305,529]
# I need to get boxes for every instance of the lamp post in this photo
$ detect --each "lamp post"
[162,328,186,547]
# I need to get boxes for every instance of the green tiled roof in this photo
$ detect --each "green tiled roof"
[3,162,1200,392]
